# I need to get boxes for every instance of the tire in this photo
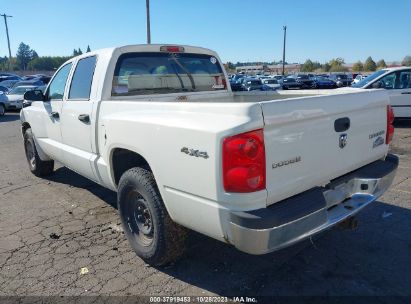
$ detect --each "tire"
[0,104,5,116]
[23,128,54,177]
[118,167,187,266]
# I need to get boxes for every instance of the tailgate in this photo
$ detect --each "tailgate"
[261,90,390,206]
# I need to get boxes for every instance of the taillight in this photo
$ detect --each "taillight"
[386,105,395,144]
[160,45,185,53]
[222,129,266,193]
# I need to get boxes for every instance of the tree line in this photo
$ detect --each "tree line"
[301,56,411,73]
[0,42,92,72]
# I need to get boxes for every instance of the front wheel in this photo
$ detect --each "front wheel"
[24,128,54,177]
[118,167,187,266]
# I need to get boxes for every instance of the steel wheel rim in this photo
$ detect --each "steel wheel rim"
[125,190,154,247]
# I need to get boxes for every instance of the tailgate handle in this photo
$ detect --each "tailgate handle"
[334,117,350,132]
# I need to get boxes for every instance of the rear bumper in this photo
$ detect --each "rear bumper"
[229,154,398,255]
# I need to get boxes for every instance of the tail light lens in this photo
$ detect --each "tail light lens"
[386,105,395,144]
[223,129,266,192]
[160,45,185,53]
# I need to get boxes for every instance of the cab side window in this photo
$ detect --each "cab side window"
[68,56,97,100]
[396,70,411,89]
[46,63,72,100]
[379,73,396,89]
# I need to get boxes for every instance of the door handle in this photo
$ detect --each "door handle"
[78,114,90,124]
[401,92,411,95]
[49,111,59,119]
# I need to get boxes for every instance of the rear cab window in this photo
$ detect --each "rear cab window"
[112,52,227,96]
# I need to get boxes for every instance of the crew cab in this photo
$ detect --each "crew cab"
[20,44,398,265]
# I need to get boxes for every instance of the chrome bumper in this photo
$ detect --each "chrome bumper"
[229,154,398,255]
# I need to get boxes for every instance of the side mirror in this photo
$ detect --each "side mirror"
[24,90,44,102]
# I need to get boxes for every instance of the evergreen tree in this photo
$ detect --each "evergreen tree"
[363,56,377,71]
[352,61,364,72]
[402,55,411,66]
[86,45,91,53]
[16,42,36,70]
[376,59,387,69]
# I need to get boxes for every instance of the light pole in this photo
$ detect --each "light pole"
[146,0,151,44]
[1,13,13,70]
[282,25,287,76]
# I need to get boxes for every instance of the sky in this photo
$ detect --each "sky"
[0,0,410,64]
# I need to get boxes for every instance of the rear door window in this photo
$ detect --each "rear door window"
[112,52,227,96]
[68,56,97,100]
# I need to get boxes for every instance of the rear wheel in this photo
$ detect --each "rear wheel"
[118,167,187,266]
[23,128,54,177]
[0,104,5,116]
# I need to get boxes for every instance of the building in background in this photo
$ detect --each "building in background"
[236,64,301,75]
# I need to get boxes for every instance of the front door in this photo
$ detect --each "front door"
[38,62,73,162]
[60,55,98,181]
[389,69,411,118]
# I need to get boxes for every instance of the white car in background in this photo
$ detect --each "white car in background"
[4,86,39,111]
[350,67,411,118]
[262,78,281,89]
[352,74,367,84]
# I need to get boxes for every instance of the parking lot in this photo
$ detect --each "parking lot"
[0,112,410,299]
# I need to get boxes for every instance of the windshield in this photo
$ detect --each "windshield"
[112,52,227,96]
[352,70,387,88]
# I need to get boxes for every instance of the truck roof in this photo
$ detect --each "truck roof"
[73,44,218,60]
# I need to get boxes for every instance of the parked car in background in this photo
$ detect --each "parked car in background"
[22,75,39,80]
[0,91,7,115]
[0,73,21,82]
[311,76,337,89]
[242,78,263,91]
[0,85,10,94]
[271,75,284,81]
[352,74,367,84]
[349,67,411,118]
[3,85,41,111]
[31,74,52,84]
[230,74,247,91]
[262,78,281,89]
[295,74,316,88]
[0,79,20,89]
[12,80,44,88]
[281,76,304,89]
[329,74,351,87]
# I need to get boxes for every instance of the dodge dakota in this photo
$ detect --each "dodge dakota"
[20,44,398,265]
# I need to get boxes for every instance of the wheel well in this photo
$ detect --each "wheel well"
[111,148,151,186]
[22,122,31,135]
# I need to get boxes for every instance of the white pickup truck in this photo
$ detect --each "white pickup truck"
[20,44,398,266]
